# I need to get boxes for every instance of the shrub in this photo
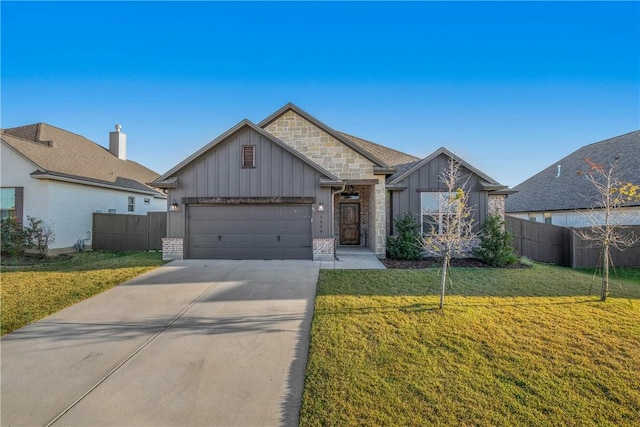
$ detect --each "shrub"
[472,213,518,266]
[1,217,33,257]
[387,212,423,260]
[26,216,55,259]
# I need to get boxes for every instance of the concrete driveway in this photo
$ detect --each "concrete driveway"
[1,260,319,427]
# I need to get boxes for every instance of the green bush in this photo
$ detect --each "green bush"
[473,213,518,266]
[387,212,423,260]
[1,217,33,257]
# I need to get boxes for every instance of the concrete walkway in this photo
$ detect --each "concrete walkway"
[319,246,386,270]
[1,260,318,427]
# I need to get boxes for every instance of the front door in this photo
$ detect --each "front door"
[340,203,360,245]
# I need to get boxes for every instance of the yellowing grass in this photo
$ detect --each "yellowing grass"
[301,265,640,426]
[1,252,164,335]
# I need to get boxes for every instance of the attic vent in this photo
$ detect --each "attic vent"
[242,145,256,168]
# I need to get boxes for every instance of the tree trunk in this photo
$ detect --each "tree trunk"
[601,243,609,301]
[440,254,450,309]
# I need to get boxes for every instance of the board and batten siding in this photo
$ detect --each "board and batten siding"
[390,153,488,232]
[167,127,332,239]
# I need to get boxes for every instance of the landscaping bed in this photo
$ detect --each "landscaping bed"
[381,257,531,269]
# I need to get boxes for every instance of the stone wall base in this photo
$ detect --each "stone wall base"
[313,237,335,261]
[162,237,184,260]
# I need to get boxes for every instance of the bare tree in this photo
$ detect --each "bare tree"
[421,157,478,308]
[576,158,640,301]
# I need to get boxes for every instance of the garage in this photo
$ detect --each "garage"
[187,204,312,259]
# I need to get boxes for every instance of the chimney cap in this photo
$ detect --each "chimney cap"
[115,124,122,132]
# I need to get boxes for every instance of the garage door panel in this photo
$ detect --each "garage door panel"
[188,205,312,259]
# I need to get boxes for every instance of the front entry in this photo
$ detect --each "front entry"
[340,203,360,245]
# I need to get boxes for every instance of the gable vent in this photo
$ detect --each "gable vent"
[242,145,256,168]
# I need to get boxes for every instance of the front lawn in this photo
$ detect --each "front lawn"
[300,264,640,426]
[1,251,166,335]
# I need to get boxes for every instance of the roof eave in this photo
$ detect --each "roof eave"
[32,172,166,197]
[319,179,346,188]
[373,166,396,175]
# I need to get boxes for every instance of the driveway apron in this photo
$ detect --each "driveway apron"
[1,260,319,427]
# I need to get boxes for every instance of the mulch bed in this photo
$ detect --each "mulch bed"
[382,257,531,269]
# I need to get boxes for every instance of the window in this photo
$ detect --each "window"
[420,192,458,235]
[127,197,135,212]
[242,145,256,168]
[529,213,537,222]
[1,187,23,222]
[144,198,151,205]
[544,213,552,225]
[108,209,116,214]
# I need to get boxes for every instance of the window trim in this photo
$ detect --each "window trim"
[1,187,24,223]
[242,145,256,168]
[420,192,458,235]
[127,196,135,212]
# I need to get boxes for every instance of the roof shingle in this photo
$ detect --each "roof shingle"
[2,123,163,196]
[505,130,640,212]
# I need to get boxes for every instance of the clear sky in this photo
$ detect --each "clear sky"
[2,1,638,187]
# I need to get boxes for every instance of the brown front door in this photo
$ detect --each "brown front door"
[340,203,360,245]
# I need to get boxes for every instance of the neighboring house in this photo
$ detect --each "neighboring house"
[155,103,514,261]
[506,131,640,228]
[1,123,167,253]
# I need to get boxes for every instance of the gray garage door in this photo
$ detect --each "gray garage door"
[188,204,312,259]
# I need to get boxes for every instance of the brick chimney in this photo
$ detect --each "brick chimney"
[109,124,127,160]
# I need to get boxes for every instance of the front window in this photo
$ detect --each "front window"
[1,188,17,220]
[421,192,458,235]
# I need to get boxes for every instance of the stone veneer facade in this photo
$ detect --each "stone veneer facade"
[264,110,375,180]
[488,195,506,218]
[265,110,387,257]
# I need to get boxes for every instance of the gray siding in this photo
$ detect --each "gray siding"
[390,154,488,233]
[167,127,331,239]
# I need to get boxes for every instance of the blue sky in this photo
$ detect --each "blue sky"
[2,1,638,187]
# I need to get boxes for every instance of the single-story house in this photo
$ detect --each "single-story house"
[1,123,167,253]
[154,103,514,261]
[506,130,640,227]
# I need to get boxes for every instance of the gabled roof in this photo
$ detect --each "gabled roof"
[257,102,392,168]
[505,130,640,213]
[1,123,164,196]
[338,132,420,166]
[388,146,502,186]
[155,119,342,184]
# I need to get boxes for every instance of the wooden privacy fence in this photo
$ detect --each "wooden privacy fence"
[92,212,166,251]
[506,216,640,268]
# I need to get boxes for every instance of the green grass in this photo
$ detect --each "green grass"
[1,251,166,335]
[300,264,640,426]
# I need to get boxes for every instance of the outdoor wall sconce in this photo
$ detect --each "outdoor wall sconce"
[169,199,180,212]
[317,200,325,212]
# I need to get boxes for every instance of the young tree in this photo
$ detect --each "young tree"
[421,157,478,308]
[576,158,640,301]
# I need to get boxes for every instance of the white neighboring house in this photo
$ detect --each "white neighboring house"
[1,123,167,254]
[506,130,640,227]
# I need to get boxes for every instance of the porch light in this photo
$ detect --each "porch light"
[317,200,325,212]
[169,199,180,212]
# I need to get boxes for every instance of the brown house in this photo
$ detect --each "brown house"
[154,103,513,260]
